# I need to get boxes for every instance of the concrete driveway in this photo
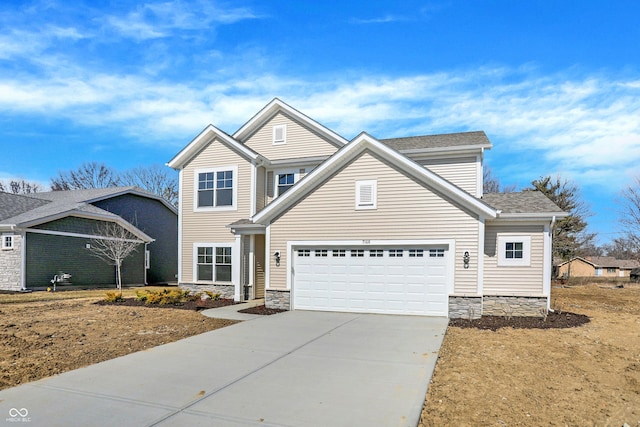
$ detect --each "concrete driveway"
[0,311,447,427]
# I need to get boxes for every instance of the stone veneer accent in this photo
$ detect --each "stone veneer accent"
[449,296,482,319]
[0,235,22,291]
[179,283,235,300]
[265,289,291,310]
[482,295,548,317]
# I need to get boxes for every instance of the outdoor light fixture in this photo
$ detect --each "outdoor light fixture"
[274,251,281,267]
[463,251,470,269]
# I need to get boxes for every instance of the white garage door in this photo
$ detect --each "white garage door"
[293,246,449,316]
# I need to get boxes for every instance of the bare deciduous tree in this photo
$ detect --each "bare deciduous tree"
[620,176,640,258]
[0,179,42,194]
[483,167,517,193]
[51,162,119,191]
[88,222,141,293]
[119,164,178,206]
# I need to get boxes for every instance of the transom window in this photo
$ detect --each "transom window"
[196,167,236,210]
[196,245,233,282]
[298,249,311,257]
[1,234,14,250]
[315,249,328,257]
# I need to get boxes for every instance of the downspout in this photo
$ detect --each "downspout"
[19,227,27,291]
[547,216,556,311]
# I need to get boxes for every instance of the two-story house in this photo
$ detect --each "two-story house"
[168,99,566,318]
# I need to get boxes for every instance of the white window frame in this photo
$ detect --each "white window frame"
[194,166,238,212]
[193,243,234,283]
[497,235,531,267]
[1,234,14,250]
[355,180,377,210]
[273,124,287,145]
[273,169,299,197]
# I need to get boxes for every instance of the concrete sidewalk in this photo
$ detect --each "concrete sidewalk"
[0,311,447,427]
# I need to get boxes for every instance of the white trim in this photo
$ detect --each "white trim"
[477,218,485,294]
[264,224,271,290]
[285,239,456,300]
[20,231,26,290]
[24,228,146,243]
[476,153,483,197]
[355,180,377,210]
[272,124,287,145]
[167,124,260,169]
[233,235,241,301]
[192,242,235,285]
[249,235,255,299]
[177,169,183,283]
[193,165,238,212]
[497,235,531,267]
[543,223,552,305]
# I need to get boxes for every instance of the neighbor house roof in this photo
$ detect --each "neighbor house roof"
[482,191,567,220]
[0,187,158,242]
[380,131,492,153]
[0,192,50,222]
[555,256,640,269]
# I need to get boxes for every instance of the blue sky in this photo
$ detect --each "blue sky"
[1,0,639,245]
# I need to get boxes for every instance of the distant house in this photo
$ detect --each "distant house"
[555,256,640,279]
[0,187,177,291]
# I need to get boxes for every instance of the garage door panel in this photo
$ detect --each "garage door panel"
[294,246,449,316]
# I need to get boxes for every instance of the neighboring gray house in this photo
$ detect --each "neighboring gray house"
[168,98,567,318]
[0,187,178,291]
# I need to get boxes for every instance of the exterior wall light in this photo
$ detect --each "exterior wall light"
[463,251,470,269]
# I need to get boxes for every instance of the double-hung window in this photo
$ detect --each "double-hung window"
[196,244,232,282]
[497,235,531,267]
[277,172,295,196]
[196,166,237,210]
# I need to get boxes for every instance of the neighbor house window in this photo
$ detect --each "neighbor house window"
[1,234,14,250]
[606,267,616,273]
[273,124,286,145]
[195,166,237,210]
[497,235,531,267]
[196,244,232,282]
[355,180,377,210]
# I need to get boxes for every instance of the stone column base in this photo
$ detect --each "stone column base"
[265,290,291,310]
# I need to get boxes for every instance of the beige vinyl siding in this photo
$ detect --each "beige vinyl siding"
[268,151,481,294]
[417,157,478,195]
[256,166,266,211]
[243,112,339,160]
[180,138,252,281]
[483,224,545,295]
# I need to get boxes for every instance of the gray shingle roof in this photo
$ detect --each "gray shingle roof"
[380,131,491,151]
[0,193,51,221]
[482,191,565,214]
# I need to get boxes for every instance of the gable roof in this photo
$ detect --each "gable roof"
[381,131,492,153]
[0,187,168,242]
[167,124,264,170]
[252,132,498,225]
[232,98,349,148]
[556,256,640,269]
[483,192,567,220]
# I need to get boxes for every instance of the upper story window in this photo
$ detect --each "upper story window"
[195,166,237,211]
[277,172,295,196]
[2,234,14,250]
[355,180,377,210]
[497,235,531,267]
[273,125,287,145]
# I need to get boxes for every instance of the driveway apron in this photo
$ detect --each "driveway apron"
[0,311,447,427]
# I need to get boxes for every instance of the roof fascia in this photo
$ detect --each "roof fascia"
[167,125,261,170]
[495,212,569,221]
[398,143,492,157]
[253,133,497,224]
[232,98,348,148]
[18,210,154,242]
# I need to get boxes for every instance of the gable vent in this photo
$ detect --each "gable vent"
[273,125,286,145]
[356,180,377,210]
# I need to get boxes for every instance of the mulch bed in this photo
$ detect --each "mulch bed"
[95,298,238,311]
[449,311,590,331]
[238,305,287,315]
